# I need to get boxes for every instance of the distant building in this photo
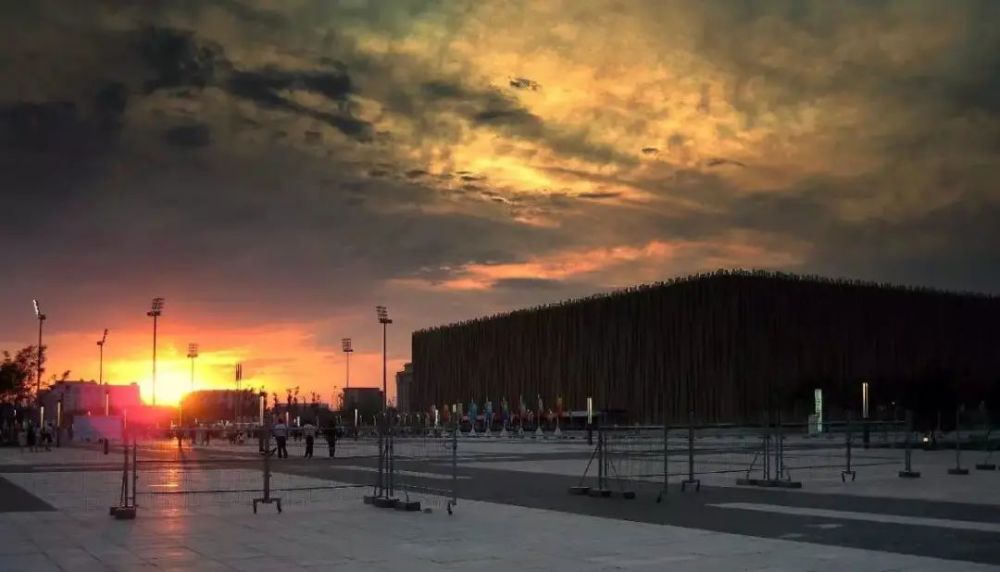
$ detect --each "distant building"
[342,387,383,418]
[41,380,141,416]
[395,362,413,412]
[181,389,259,424]
[412,270,1000,427]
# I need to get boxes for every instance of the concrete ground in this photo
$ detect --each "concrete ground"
[1,434,998,571]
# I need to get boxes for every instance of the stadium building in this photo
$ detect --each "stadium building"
[411,271,1000,427]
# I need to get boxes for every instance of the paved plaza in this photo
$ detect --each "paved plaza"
[1,435,999,571]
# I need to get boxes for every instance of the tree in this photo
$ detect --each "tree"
[0,345,46,402]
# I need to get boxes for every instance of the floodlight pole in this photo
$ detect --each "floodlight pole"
[97,329,108,386]
[376,307,392,411]
[33,300,46,399]
[147,298,164,407]
[152,316,158,406]
[187,344,199,393]
[382,322,387,410]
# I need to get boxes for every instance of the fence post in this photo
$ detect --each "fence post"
[448,416,457,514]
[681,411,700,492]
[253,418,281,513]
[131,437,137,508]
[842,414,856,482]
[109,432,137,519]
[899,411,921,478]
[762,433,770,481]
[975,406,996,470]
[377,412,384,496]
[948,407,969,475]
[597,425,605,491]
[388,411,395,499]
[776,408,785,481]
[658,420,668,503]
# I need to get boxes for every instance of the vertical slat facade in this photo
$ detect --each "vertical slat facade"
[411,271,1000,424]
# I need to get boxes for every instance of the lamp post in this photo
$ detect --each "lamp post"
[96,329,108,385]
[341,337,353,407]
[376,306,392,410]
[32,299,46,399]
[235,362,243,423]
[187,343,199,393]
[147,297,164,407]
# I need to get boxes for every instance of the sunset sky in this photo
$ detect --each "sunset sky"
[2,1,999,406]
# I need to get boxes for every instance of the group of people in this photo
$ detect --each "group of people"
[17,421,56,452]
[268,418,340,459]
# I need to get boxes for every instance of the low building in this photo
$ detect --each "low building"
[412,270,1000,427]
[180,389,260,424]
[41,380,141,416]
[395,362,413,412]
[342,387,383,419]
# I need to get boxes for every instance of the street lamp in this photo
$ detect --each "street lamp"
[32,299,46,398]
[341,338,353,405]
[96,329,108,385]
[376,306,392,410]
[147,297,164,407]
[187,343,199,393]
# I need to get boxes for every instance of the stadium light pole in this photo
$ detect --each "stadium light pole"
[376,306,392,410]
[96,329,108,385]
[341,338,353,408]
[187,343,199,393]
[33,300,46,399]
[147,297,164,407]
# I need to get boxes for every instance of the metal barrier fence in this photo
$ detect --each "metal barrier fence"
[364,414,458,514]
[95,424,375,516]
[571,418,916,500]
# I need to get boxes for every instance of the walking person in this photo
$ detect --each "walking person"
[41,422,52,451]
[272,417,288,459]
[325,420,338,458]
[302,420,316,458]
[26,421,36,452]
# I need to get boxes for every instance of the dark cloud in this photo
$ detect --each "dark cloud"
[641,147,659,155]
[508,77,540,91]
[304,130,322,145]
[474,107,543,132]
[421,81,465,99]
[577,191,622,200]
[494,278,560,290]
[137,26,226,93]
[132,25,370,141]
[705,158,746,168]
[411,79,635,166]
[227,68,372,141]
[228,68,353,105]
[1,80,127,154]
[162,123,212,148]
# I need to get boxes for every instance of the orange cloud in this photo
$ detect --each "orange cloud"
[405,233,809,291]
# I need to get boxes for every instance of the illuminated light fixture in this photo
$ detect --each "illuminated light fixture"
[146,297,165,406]
[341,337,353,394]
[97,329,109,385]
[375,306,392,410]
[187,343,199,392]
[32,299,46,398]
